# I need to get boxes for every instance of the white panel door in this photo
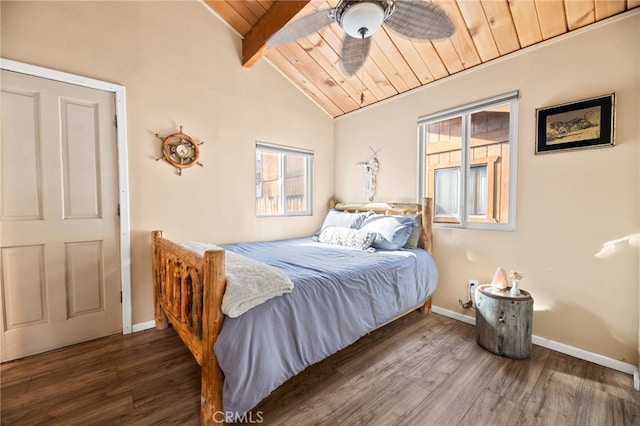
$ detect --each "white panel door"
[0,70,121,361]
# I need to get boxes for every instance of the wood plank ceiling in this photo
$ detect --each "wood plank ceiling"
[205,0,640,118]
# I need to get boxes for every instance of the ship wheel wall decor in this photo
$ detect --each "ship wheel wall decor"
[155,125,204,175]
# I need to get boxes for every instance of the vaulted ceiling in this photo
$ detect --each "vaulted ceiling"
[204,0,639,118]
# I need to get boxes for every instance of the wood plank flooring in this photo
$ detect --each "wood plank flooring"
[2,312,638,425]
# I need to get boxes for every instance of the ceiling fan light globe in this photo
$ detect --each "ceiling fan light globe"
[341,2,385,38]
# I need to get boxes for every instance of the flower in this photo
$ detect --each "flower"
[509,271,523,281]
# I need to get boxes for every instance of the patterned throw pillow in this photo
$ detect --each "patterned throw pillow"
[316,226,377,250]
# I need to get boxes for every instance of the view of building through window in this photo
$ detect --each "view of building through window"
[255,142,313,216]
[419,92,518,229]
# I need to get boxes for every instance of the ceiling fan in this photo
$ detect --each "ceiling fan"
[267,0,455,76]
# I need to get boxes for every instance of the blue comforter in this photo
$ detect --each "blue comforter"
[213,237,438,418]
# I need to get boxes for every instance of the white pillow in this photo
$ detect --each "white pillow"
[360,214,418,250]
[314,209,371,237]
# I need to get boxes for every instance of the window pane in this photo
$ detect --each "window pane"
[470,104,510,223]
[468,165,488,216]
[434,167,460,218]
[425,116,462,222]
[284,153,307,213]
[255,150,281,215]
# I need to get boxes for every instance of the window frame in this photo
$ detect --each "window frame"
[255,141,314,217]
[417,91,518,231]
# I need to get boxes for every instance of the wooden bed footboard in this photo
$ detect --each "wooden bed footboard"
[151,230,226,425]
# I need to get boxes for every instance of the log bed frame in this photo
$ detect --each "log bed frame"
[152,197,434,425]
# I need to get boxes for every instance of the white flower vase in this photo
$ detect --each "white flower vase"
[510,279,521,296]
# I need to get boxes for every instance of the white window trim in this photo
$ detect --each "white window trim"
[417,91,519,231]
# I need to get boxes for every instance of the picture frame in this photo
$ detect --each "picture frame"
[535,93,615,154]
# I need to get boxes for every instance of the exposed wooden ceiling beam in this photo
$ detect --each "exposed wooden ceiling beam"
[242,1,310,68]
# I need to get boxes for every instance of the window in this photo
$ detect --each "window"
[418,92,518,230]
[255,142,313,216]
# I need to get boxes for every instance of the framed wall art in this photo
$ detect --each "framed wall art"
[535,93,615,154]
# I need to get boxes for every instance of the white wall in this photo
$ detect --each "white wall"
[334,11,640,364]
[1,0,334,324]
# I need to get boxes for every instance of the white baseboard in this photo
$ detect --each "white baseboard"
[132,320,156,333]
[432,306,476,325]
[531,334,636,375]
[634,367,639,391]
[432,305,636,376]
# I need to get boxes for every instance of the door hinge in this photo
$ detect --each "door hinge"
[114,114,118,129]
[120,291,123,303]
[117,204,120,217]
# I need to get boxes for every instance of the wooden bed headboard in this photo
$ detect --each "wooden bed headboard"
[329,197,434,253]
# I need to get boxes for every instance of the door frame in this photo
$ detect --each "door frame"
[1,58,132,334]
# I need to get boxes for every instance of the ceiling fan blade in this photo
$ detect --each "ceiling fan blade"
[385,0,455,40]
[266,9,335,47]
[340,34,371,76]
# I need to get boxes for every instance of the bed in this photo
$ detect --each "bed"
[151,198,437,425]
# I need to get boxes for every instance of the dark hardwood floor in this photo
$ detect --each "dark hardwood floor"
[2,312,638,425]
